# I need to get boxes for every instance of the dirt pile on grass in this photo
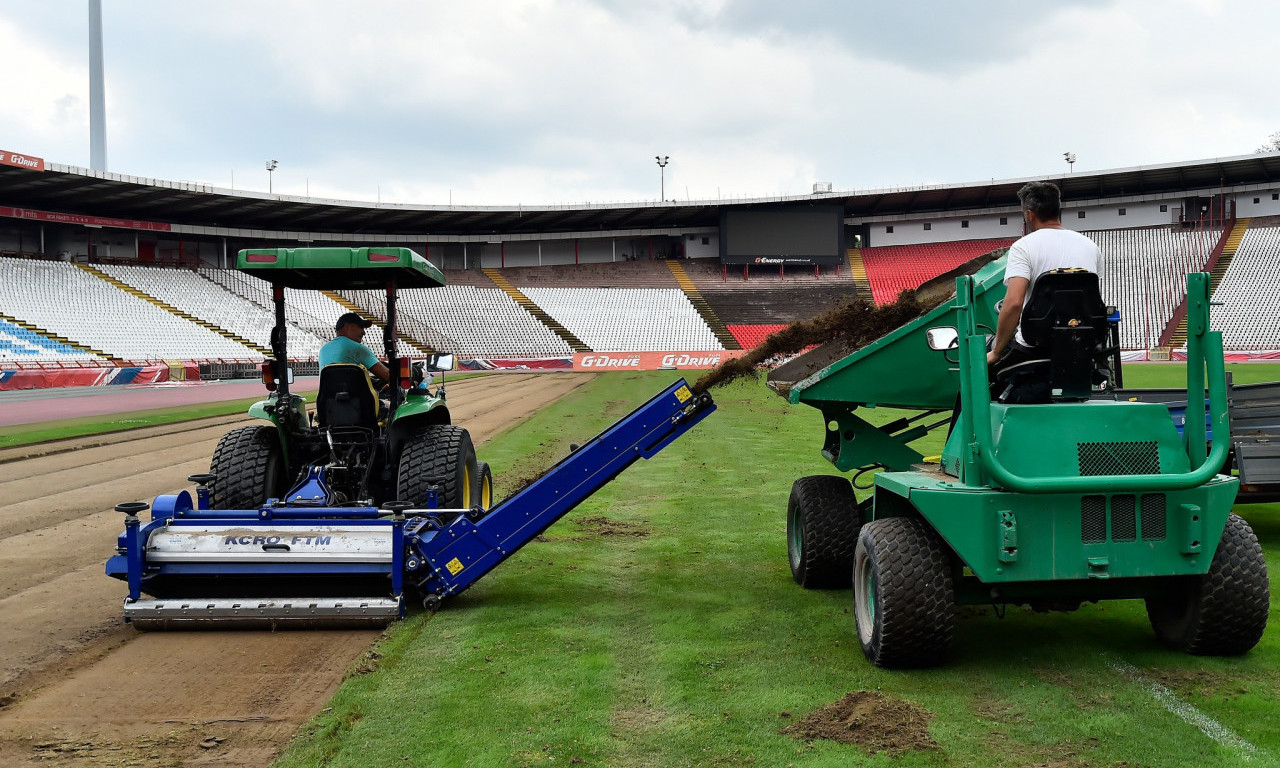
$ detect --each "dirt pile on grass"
[691,289,935,393]
[781,690,937,756]
[574,515,649,537]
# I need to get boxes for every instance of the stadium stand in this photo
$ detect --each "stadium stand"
[678,257,853,291]
[0,257,260,362]
[396,285,573,359]
[1211,224,1280,350]
[96,263,326,360]
[441,269,500,288]
[860,239,1016,305]
[1087,225,1222,350]
[200,267,336,344]
[520,287,723,352]
[0,318,103,363]
[496,260,680,289]
[728,324,787,349]
[698,284,858,326]
[671,257,860,328]
[334,289,453,357]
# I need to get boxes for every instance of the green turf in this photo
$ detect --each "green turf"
[1120,361,1280,388]
[272,369,1280,768]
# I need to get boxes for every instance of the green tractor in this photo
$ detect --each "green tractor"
[209,247,490,512]
[774,255,1269,667]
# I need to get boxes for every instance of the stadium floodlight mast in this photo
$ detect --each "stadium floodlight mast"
[655,156,670,201]
[1064,152,1077,173]
[266,160,279,193]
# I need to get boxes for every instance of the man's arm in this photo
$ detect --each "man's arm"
[355,343,391,383]
[986,276,1029,366]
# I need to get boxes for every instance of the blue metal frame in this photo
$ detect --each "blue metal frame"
[106,379,715,620]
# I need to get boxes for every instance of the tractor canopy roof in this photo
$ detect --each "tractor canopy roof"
[237,247,446,290]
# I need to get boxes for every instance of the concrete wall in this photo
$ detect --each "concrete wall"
[864,198,1194,246]
[870,215,1021,246]
[1234,189,1280,218]
[682,232,719,259]
[1067,201,1176,231]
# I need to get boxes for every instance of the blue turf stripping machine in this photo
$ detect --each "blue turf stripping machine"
[106,379,715,629]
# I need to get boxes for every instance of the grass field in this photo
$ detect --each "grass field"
[267,367,1280,768]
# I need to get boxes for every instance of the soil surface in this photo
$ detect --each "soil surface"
[781,690,937,757]
[0,372,593,767]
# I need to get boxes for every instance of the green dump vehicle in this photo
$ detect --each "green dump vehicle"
[210,247,487,514]
[773,254,1269,668]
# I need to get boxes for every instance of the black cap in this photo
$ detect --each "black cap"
[335,312,374,332]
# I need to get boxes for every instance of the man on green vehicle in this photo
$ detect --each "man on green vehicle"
[320,312,390,383]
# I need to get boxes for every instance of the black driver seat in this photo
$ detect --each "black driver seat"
[994,269,1111,403]
[316,364,382,429]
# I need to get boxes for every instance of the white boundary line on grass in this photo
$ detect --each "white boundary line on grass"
[1108,658,1261,762]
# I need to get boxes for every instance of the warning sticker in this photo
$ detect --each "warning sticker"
[446,558,464,575]
[674,385,692,403]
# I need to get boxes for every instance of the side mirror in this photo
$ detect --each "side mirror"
[926,327,959,351]
[426,353,455,372]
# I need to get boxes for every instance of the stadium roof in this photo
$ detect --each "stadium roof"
[1,151,1278,237]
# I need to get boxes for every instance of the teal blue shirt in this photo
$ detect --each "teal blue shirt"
[319,336,379,370]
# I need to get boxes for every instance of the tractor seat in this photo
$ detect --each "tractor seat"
[996,269,1111,403]
[316,364,382,429]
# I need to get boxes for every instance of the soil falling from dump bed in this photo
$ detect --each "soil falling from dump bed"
[691,289,935,393]
[690,247,1006,394]
[781,690,938,756]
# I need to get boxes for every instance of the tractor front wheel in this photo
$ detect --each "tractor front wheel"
[396,425,477,509]
[1145,513,1269,655]
[209,425,286,510]
[787,475,860,589]
[853,516,955,668]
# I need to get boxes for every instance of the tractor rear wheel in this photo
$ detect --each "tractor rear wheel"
[209,425,286,510]
[1145,513,1269,655]
[473,462,493,512]
[787,475,860,589]
[396,425,477,509]
[853,516,955,668]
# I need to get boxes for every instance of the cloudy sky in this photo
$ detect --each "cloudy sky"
[2,1,1276,206]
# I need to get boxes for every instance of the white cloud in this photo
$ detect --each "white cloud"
[0,16,89,160]
[0,0,1277,203]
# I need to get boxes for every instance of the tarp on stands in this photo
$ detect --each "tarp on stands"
[461,357,574,371]
[0,364,175,391]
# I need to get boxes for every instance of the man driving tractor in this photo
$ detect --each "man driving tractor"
[320,312,390,383]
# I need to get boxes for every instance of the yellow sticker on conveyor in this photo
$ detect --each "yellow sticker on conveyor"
[675,385,692,403]
[446,558,464,575]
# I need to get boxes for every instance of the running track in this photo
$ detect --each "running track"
[0,377,319,427]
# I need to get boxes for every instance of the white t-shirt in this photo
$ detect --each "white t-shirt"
[1005,227,1101,346]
